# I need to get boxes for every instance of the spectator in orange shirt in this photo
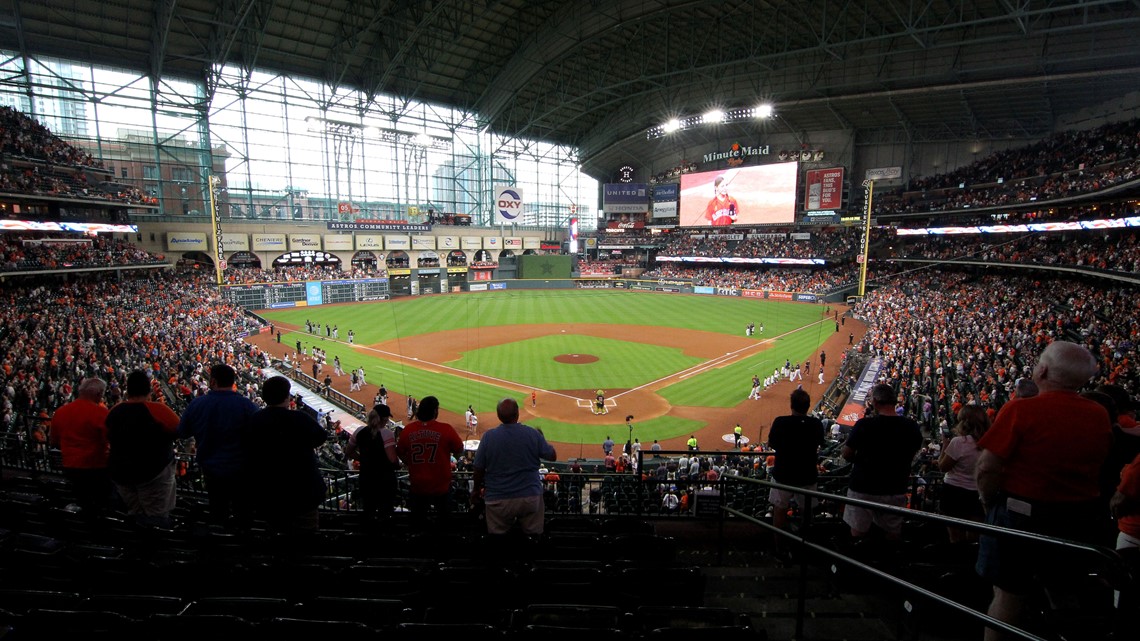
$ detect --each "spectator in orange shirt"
[49,377,112,517]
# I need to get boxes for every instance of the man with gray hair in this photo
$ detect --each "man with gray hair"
[975,340,1112,641]
[50,377,112,517]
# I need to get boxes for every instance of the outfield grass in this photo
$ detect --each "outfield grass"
[259,289,833,441]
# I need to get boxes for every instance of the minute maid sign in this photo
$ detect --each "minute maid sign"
[703,143,770,164]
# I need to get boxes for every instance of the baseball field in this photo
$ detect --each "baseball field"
[252,289,857,455]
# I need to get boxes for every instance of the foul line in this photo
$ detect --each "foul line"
[610,317,832,401]
[307,315,832,404]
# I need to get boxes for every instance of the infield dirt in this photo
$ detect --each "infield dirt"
[248,306,863,453]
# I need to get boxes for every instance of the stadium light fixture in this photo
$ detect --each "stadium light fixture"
[646,104,777,139]
[703,109,725,124]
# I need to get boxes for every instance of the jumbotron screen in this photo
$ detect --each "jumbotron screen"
[678,162,799,227]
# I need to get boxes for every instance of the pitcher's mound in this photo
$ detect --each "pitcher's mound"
[554,354,599,364]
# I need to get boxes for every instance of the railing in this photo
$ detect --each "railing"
[718,476,1130,641]
[5,429,1131,641]
[275,361,365,416]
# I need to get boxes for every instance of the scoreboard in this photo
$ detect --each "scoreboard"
[320,278,390,304]
[224,278,390,309]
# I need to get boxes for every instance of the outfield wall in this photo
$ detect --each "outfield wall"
[224,276,832,309]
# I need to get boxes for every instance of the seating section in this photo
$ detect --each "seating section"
[0,477,763,640]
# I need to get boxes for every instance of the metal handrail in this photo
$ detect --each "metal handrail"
[721,475,1129,641]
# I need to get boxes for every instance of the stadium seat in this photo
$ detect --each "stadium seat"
[293,596,410,630]
[81,593,188,618]
[512,603,628,630]
[142,613,256,640]
[18,608,137,639]
[262,616,379,640]
[395,622,502,641]
[180,595,292,621]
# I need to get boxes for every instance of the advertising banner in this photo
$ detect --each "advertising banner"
[355,234,384,250]
[289,233,322,250]
[523,236,542,249]
[504,237,523,249]
[305,281,323,306]
[652,201,678,218]
[495,185,524,223]
[603,183,649,213]
[804,167,845,210]
[437,235,460,250]
[483,236,502,250]
[166,232,208,252]
[651,183,679,201]
[411,236,436,250]
[220,233,249,252]
[461,236,483,250]
[384,235,411,250]
[865,166,903,181]
[251,234,287,252]
[323,235,353,251]
[836,358,885,426]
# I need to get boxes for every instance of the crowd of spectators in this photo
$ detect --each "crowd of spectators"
[643,263,860,295]
[589,232,658,247]
[0,107,157,206]
[867,118,1140,217]
[0,232,164,272]
[222,264,387,284]
[0,272,268,449]
[913,199,1140,228]
[881,228,1140,275]
[577,255,643,276]
[850,270,1137,432]
[657,228,860,259]
[0,106,99,168]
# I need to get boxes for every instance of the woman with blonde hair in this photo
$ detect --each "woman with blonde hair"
[938,404,991,543]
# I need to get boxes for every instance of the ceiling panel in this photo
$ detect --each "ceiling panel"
[5,0,1139,179]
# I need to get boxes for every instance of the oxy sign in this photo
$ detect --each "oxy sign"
[495,186,524,223]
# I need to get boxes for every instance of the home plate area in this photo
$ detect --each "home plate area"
[721,433,751,446]
[577,397,616,414]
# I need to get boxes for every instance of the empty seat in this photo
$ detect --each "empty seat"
[421,604,513,627]
[81,594,187,618]
[262,617,379,640]
[395,622,502,641]
[0,589,82,615]
[142,613,256,640]
[646,625,765,641]
[293,596,410,630]
[614,566,705,606]
[19,608,138,639]
[180,595,292,621]
[599,516,655,535]
[512,604,627,630]
[633,605,747,630]
[518,624,626,641]
[521,565,612,605]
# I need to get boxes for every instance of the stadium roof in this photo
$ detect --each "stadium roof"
[7,0,1140,180]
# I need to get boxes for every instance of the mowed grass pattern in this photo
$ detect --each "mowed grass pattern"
[264,289,825,343]
[260,289,834,440]
[448,335,704,390]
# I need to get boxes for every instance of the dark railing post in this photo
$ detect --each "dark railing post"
[795,486,813,641]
